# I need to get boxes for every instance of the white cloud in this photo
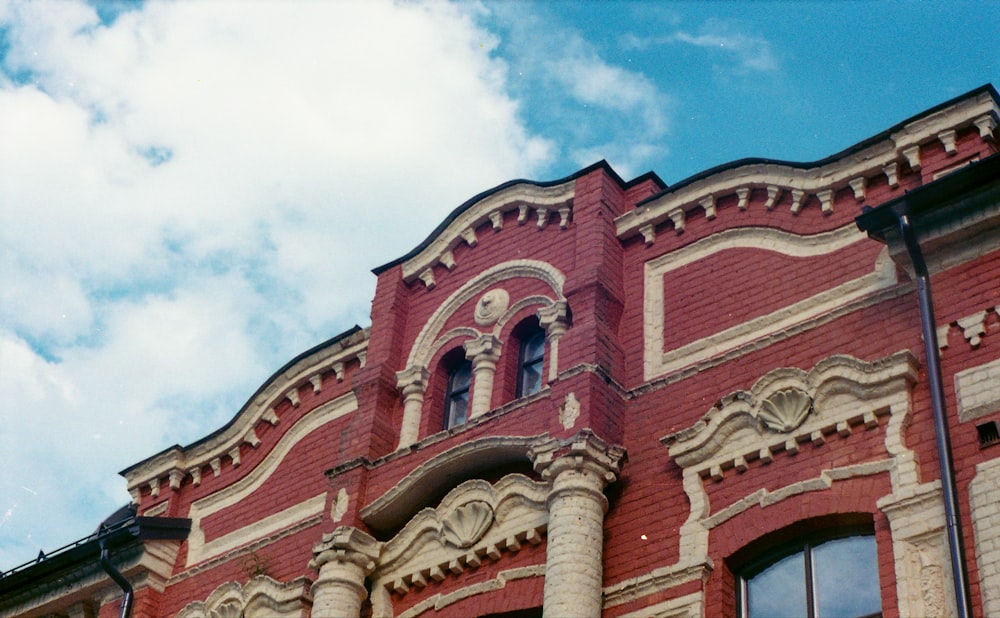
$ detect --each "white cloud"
[672,19,778,74]
[0,0,553,569]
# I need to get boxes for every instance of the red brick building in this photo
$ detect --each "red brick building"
[3,85,999,618]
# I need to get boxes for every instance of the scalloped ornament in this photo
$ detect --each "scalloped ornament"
[441,501,494,549]
[758,388,813,433]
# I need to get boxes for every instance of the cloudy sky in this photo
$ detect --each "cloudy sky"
[1,0,997,570]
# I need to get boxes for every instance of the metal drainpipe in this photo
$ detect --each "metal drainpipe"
[896,211,973,618]
[98,527,134,618]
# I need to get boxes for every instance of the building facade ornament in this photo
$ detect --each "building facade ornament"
[309,527,381,618]
[530,430,626,617]
[474,289,510,326]
[395,366,431,449]
[464,333,503,419]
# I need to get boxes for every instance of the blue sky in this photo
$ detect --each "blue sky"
[0,0,997,570]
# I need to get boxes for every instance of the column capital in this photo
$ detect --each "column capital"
[529,429,626,486]
[537,300,570,337]
[395,366,430,396]
[463,333,502,366]
[309,526,381,574]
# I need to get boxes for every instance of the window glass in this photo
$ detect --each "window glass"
[741,533,880,618]
[746,551,807,618]
[517,330,545,397]
[445,360,472,429]
[813,535,881,617]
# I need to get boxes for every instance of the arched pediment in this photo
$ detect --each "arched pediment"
[361,434,549,533]
[663,351,918,472]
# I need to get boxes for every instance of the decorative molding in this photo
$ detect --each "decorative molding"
[363,434,549,532]
[616,90,998,242]
[661,351,919,575]
[473,289,510,326]
[957,310,989,347]
[642,224,895,381]
[399,181,575,286]
[176,575,311,618]
[615,590,705,618]
[603,561,712,610]
[122,330,367,500]
[370,476,549,603]
[954,358,1000,422]
[559,392,581,430]
[757,388,813,433]
[185,394,357,566]
[383,565,546,618]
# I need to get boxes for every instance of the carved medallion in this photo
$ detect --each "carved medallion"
[441,501,494,548]
[474,289,510,326]
[758,388,813,433]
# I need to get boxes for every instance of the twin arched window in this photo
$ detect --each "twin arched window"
[442,321,546,430]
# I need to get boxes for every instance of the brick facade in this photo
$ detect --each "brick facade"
[3,85,999,618]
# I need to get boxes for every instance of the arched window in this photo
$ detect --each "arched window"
[444,359,472,429]
[738,532,881,618]
[516,328,545,397]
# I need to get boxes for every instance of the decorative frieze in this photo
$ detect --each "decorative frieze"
[398,181,576,287]
[616,89,999,243]
[176,575,312,618]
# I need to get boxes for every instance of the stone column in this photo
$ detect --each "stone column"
[396,366,430,449]
[309,527,381,618]
[463,334,502,419]
[530,430,626,617]
[537,300,569,382]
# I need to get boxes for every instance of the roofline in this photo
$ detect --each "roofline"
[372,160,665,275]
[119,324,364,476]
[855,150,1000,240]
[636,83,999,210]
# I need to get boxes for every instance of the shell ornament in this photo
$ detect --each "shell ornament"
[758,388,813,433]
[441,501,494,549]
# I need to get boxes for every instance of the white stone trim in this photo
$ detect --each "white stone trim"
[955,358,1000,422]
[185,393,357,566]
[197,494,326,568]
[642,225,896,381]
[369,476,550,617]
[616,90,999,241]
[970,457,1000,617]
[399,181,575,285]
[122,330,368,498]
[176,575,311,618]
[616,591,704,618]
[380,565,545,618]
[661,351,919,581]
[406,260,566,369]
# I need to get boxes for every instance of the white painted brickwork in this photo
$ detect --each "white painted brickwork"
[971,458,1000,617]
[955,358,1000,422]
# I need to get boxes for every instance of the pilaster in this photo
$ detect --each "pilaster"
[395,366,430,449]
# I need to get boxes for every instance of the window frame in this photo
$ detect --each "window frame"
[443,358,472,429]
[737,527,881,618]
[515,327,546,398]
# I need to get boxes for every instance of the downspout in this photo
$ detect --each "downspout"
[98,526,134,618]
[895,210,973,618]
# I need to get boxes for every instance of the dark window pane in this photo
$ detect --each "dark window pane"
[746,551,807,618]
[517,330,545,397]
[813,536,881,617]
[445,360,472,428]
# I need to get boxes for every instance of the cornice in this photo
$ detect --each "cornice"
[120,328,368,501]
[617,88,999,243]
[396,181,576,288]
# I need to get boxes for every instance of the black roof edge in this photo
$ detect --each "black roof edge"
[372,160,661,275]
[855,151,1000,240]
[635,83,999,211]
[120,324,364,476]
[0,516,190,590]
